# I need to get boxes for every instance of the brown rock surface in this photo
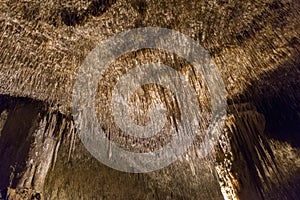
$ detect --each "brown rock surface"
[0,0,299,199]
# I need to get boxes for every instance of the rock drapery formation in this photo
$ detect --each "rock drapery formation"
[0,0,299,199]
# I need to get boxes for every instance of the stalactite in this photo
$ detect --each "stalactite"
[0,110,8,137]
[216,103,281,200]
[0,97,77,199]
[0,0,299,199]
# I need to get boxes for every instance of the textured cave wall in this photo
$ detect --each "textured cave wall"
[0,0,299,200]
[0,96,299,199]
[0,96,224,200]
[0,0,299,111]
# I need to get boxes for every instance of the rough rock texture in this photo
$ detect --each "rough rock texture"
[0,0,299,199]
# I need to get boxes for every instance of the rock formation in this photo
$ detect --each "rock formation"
[0,0,299,199]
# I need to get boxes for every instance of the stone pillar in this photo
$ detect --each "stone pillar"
[0,98,73,200]
[216,103,278,200]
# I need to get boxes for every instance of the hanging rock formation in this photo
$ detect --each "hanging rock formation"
[0,0,299,199]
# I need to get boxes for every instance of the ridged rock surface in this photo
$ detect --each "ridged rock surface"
[0,0,299,199]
